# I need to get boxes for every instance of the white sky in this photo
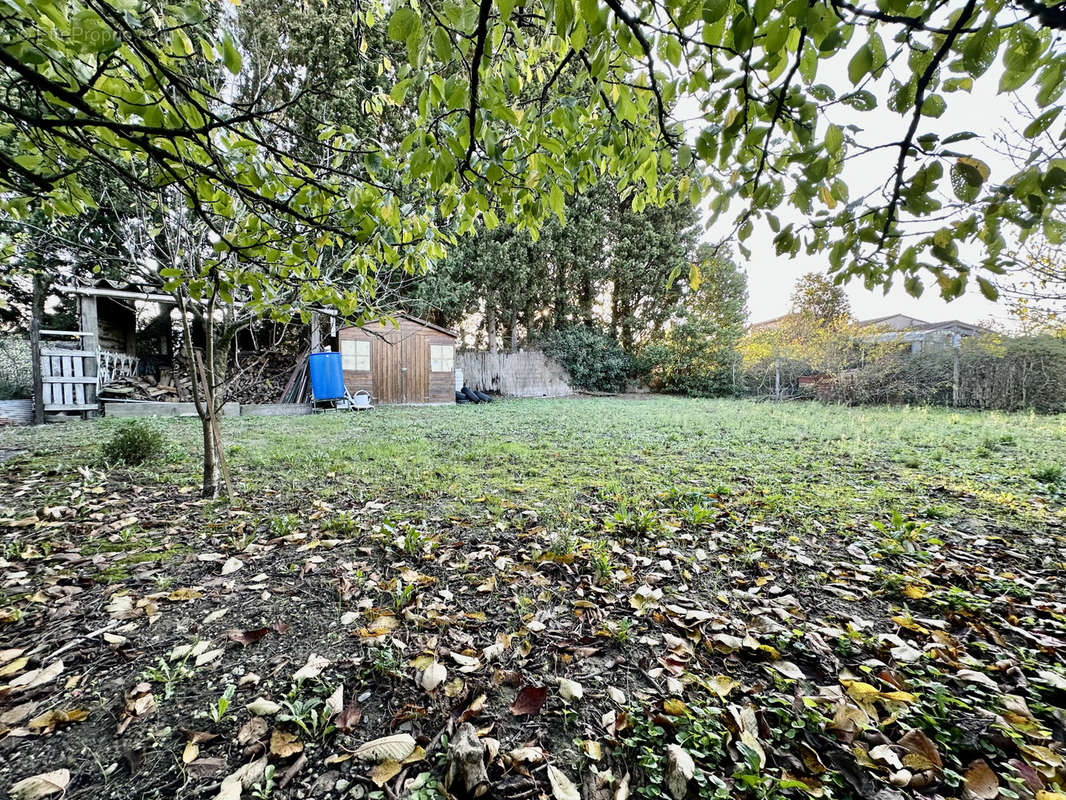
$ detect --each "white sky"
[691,30,1034,330]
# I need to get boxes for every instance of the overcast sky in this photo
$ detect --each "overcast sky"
[693,31,1031,330]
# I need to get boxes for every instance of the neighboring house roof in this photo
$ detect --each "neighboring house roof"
[748,313,794,332]
[750,312,991,337]
[857,315,992,336]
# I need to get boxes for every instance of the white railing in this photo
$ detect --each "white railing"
[97,350,138,386]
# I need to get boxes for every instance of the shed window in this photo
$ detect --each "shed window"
[430,344,454,372]
[340,339,370,371]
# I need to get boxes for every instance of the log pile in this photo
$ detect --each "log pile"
[99,349,303,405]
[99,369,188,402]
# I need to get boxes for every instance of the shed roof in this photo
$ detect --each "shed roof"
[339,312,458,339]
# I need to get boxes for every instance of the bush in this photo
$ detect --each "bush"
[0,336,32,400]
[102,420,167,466]
[541,327,634,392]
[637,318,740,397]
[819,335,1066,412]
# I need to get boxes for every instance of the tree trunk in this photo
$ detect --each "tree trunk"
[554,261,567,330]
[579,270,594,328]
[200,414,219,496]
[30,273,45,425]
[509,310,519,352]
[485,302,498,354]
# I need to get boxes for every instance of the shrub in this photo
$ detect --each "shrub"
[637,317,740,397]
[102,420,167,466]
[0,336,32,400]
[1032,463,1063,484]
[541,326,634,392]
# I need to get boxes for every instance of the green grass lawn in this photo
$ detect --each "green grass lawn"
[1,397,1064,800]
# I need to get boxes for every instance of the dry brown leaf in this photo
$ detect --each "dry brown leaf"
[269,729,303,758]
[0,656,28,678]
[458,692,487,723]
[898,728,943,771]
[183,741,200,764]
[964,759,1000,800]
[351,733,416,763]
[226,627,271,647]
[510,685,547,716]
[369,759,402,786]
[237,717,268,746]
[27,707,89,733]
[321,684,343,720]
[9,769,70,800]
[214,757,268,800]
[336,698,362,731]
[0,701,38,727]
[769,661,806,680]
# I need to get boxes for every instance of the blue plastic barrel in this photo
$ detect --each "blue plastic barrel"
[308,352,345,401]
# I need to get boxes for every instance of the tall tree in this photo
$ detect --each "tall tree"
[408,182,701,348]
[791,272,852,326]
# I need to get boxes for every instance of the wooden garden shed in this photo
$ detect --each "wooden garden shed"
[336,314,458,405]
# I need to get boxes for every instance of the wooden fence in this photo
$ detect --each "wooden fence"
[39,331,138,414]
[456,350,572,397]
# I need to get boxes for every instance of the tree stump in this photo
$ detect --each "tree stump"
[445,723,490,798]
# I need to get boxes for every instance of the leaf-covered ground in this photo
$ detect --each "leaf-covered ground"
[0,397,1064,800]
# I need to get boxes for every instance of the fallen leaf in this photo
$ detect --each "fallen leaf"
[214,757,267,800]
[195,648,224,667]
[292,653,329,682]
[168,588,204,601]
[899,728,942,771]
[220,557,243,575]
[270,729,303,758]
[325,684,344,717]
[226,628,271,646]
[0,701,38,726]
[352,733,416,763]
[666,745,695,800]
[769,661,806,680]
[548,765,581,800]
[27,707,89,733]
[957,669,998,690]
[183,740,200,764]
[245,697,281,716]
[964,759,999,800]
[336,698,362,731]
[7,660,63,692]
[558,677,583,701]
[0,656,28,678]
[707,675,740,698]
[510,746,546,763]
[510,685,548,716]
[237,717,268,746]
[9,770,70,800]
[422,661,447,692]
[890,643,923,663]
[369,759,402,786]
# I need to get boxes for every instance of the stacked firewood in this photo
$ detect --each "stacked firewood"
[100,350,301,405]
[99,369,188,402]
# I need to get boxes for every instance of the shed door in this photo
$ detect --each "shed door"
[401,334,428,403]
[371,339,398,403]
